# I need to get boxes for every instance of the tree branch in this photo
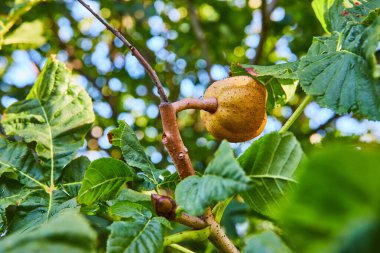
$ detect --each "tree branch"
[152,194,239,252]
[80,1,238,251]
[159,103,196,179]
[77,0,168,102]
[205,208,239,253]
[187,0,212,73]
[176,212,207,229]
[172,98,218,113]
[252,0,269,64]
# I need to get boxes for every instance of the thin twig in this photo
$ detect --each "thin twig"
[172,98,218,113]
[187,0,211,74]
[268,0,279,13]
[77,0,168,102]
[279,95,312,134]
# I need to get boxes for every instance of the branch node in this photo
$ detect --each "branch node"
[178,152,185,160]
[152,194,177,220]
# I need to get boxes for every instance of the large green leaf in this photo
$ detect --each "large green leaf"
[0,210,97,253]
[78,158,135,205]
[175,141,250,216]
[107,188,151,205]
[0,179,37,234]
[0,58,95,235]
[362,16,380,78]
[238,132,304,218]
[3,20,46,48]
[312,0,380,33]
[58,156,90,198]
[230,62,299,110]
[109,120,161,189]
[277,145,380,253]
[2,57,95,180]
[0,0,43,48]
[0,136,44,186]
[299,20,380,120]
[107,217,164,253]
[6,191,78,234]
[243,231,292,253]
[109,201,152,220]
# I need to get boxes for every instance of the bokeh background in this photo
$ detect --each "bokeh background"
[1,0,380,174]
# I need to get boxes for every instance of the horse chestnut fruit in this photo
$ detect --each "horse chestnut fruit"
[200,76,267,142]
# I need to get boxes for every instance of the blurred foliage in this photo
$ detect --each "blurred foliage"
[0,1,380,252]
[278,144,380,253]
[0,0,328,173]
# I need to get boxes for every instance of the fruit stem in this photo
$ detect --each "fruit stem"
[279,95,312,134]
[172,98,218,113]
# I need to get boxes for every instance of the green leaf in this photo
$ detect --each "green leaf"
[0,210,97,253]
[155,216,172,230]
[58,156,90,198]
[299,26,380,120]
[230,62,299,110]
[220,199,248,239]
[311,0,335,33]
[277,145,380,253]
[243,231,292,253]
[311,0,380,33]
[109,120,161,189]
[0,0,43,47]
[3,20,46,48]
[0,136,44,186]
[1,57,95,180]
[6,191,78,234]
[158,171,180,191]
[0,58,95,235]
[107,217,164,253]
[109,201,152,220]
[238,132,304,218]
[78,158,135,205]
[106,188,153,213]
[175,141,250,216]
[362,8,380,26]
[362,16,380,78]
[107,188,151,205]
[0,179,37,234]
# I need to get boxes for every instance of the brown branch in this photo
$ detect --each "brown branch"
[252,0,269,64]
[77,0,168,103]
[159,103,196,179]
[152,194,239,252]
[80,1,238,251]
[159,103,240,251]
[187,0,211,73]
[172,98,218,113]
[151,194,207,229]
[205,208,239,253]
[176,212,207,230]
